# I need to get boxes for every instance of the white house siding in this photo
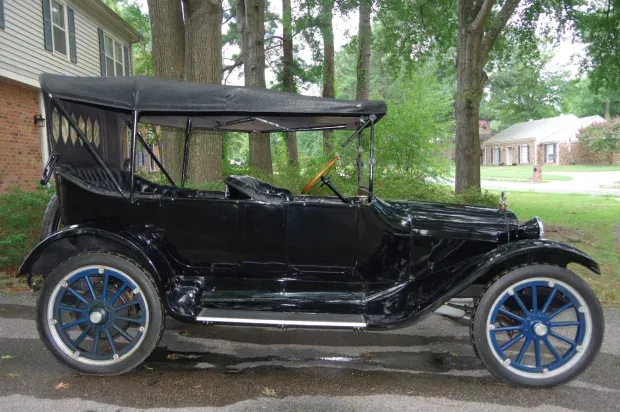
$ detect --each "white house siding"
[0,0,134,85]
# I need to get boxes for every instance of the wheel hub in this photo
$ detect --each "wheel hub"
[89,308,108,325]
[533,322,548,337]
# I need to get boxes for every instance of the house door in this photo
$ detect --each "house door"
[545,144,556,163]
[506,147,513,165]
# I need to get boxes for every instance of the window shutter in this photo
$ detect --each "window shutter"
[544,144,548,162]
[0,0,5,30]
[518,146,521,164]
[68,8,77,63]
[123,45,130,75]
[98,28,106,76]
[42,0,53,51]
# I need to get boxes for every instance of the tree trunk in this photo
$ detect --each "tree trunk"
[282,0,298,166]
[319,0,335,155]
[604,97,611,118]
[237,0,272,174]
[453,0,520,193]
[147,0,186,182]
[454,0,484,194]
[184,0,223,184]
[356,0,371,101]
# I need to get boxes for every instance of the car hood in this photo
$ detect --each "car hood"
[373,198,519,242]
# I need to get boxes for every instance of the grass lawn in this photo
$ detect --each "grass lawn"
[544,165,620,172]
[480,166,572,182]
[508,192,620,305]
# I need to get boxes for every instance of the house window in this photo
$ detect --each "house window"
[51,0,67,55]
[519,145,529,164]
[492,148,500,165]
[545,144,555,163]
[105,35,125,76]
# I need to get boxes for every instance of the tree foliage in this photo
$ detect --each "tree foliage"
[578,117,620,164]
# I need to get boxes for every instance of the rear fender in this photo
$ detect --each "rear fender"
[18,225,173,291]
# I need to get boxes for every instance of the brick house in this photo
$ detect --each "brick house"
[481,115,612,167]
[0,0,141,193]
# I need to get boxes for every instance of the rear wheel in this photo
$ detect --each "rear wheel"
[36,252,164,375]
[471,264,604,387]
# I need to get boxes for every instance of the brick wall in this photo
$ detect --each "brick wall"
[558,142,620,165]
[0,81,42,193]
[483,140,535,166]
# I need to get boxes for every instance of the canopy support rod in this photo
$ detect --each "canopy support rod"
[50,97,126,198]
[125,121,175,186]
[368,114,376,202]
[129,110,139,203]
[357,130,364,190]
[341,117,369,148]
[181,117,192,187]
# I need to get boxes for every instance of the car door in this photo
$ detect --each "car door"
[285,199,363,309]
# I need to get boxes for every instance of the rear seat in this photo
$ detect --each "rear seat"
[56,164,223,199]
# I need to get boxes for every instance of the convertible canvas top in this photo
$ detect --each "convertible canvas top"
[40,74,386,131]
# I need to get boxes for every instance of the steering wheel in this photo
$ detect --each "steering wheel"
[301,155,340,195]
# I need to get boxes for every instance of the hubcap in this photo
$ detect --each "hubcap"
[89,308,107,324]
[533,323,548,337]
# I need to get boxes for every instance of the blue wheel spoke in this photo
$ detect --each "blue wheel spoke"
[92,329,100,355]
[492,325,523,332]
[534,339,542,367]
[549,302,574,319]
[84,276,97,300]
[73,327,92,347]
[549,331,577,347]
[101,272,109,300]
[104,328,117,354]
[500,333,524,351]
[108,284,128,305]
[543,336,561,361]
[550,321,581,327]
[63,318,87,329]
[112,325,134,342]
[512,292,530,315]
[541,288,558,314]
[114,300,139,312]
[116,316,144,325]
[531,285,538,313]
[516,338,531,364]
[498,308,524,323]
[67,287,89,305]
[59,305,86,314]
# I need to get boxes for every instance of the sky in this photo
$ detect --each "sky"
[134,0,585,93]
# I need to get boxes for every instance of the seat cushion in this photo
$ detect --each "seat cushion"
[225,175,292,203]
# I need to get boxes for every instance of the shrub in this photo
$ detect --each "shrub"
[0,186,53,268]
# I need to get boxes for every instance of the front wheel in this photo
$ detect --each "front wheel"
[36,252,164,375]
[471,264,604,387]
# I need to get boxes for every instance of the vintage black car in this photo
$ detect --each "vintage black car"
[20,74,604,387]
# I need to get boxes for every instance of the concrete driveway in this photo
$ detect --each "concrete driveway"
[480,171,620,196]
[1,292,619,411]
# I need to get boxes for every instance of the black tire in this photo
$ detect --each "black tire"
[40,194,62,240]
[471,264,604,387]
[36,252,164,375]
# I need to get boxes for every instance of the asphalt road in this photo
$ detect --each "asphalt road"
[1,292,619,412]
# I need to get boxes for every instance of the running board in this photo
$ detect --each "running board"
[196,309,367,329]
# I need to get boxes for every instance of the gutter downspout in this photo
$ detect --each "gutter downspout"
[38,91,49,167]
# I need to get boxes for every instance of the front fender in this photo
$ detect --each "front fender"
[368,239,599,329]
[18,225,173,290]
[466,238,600,280]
